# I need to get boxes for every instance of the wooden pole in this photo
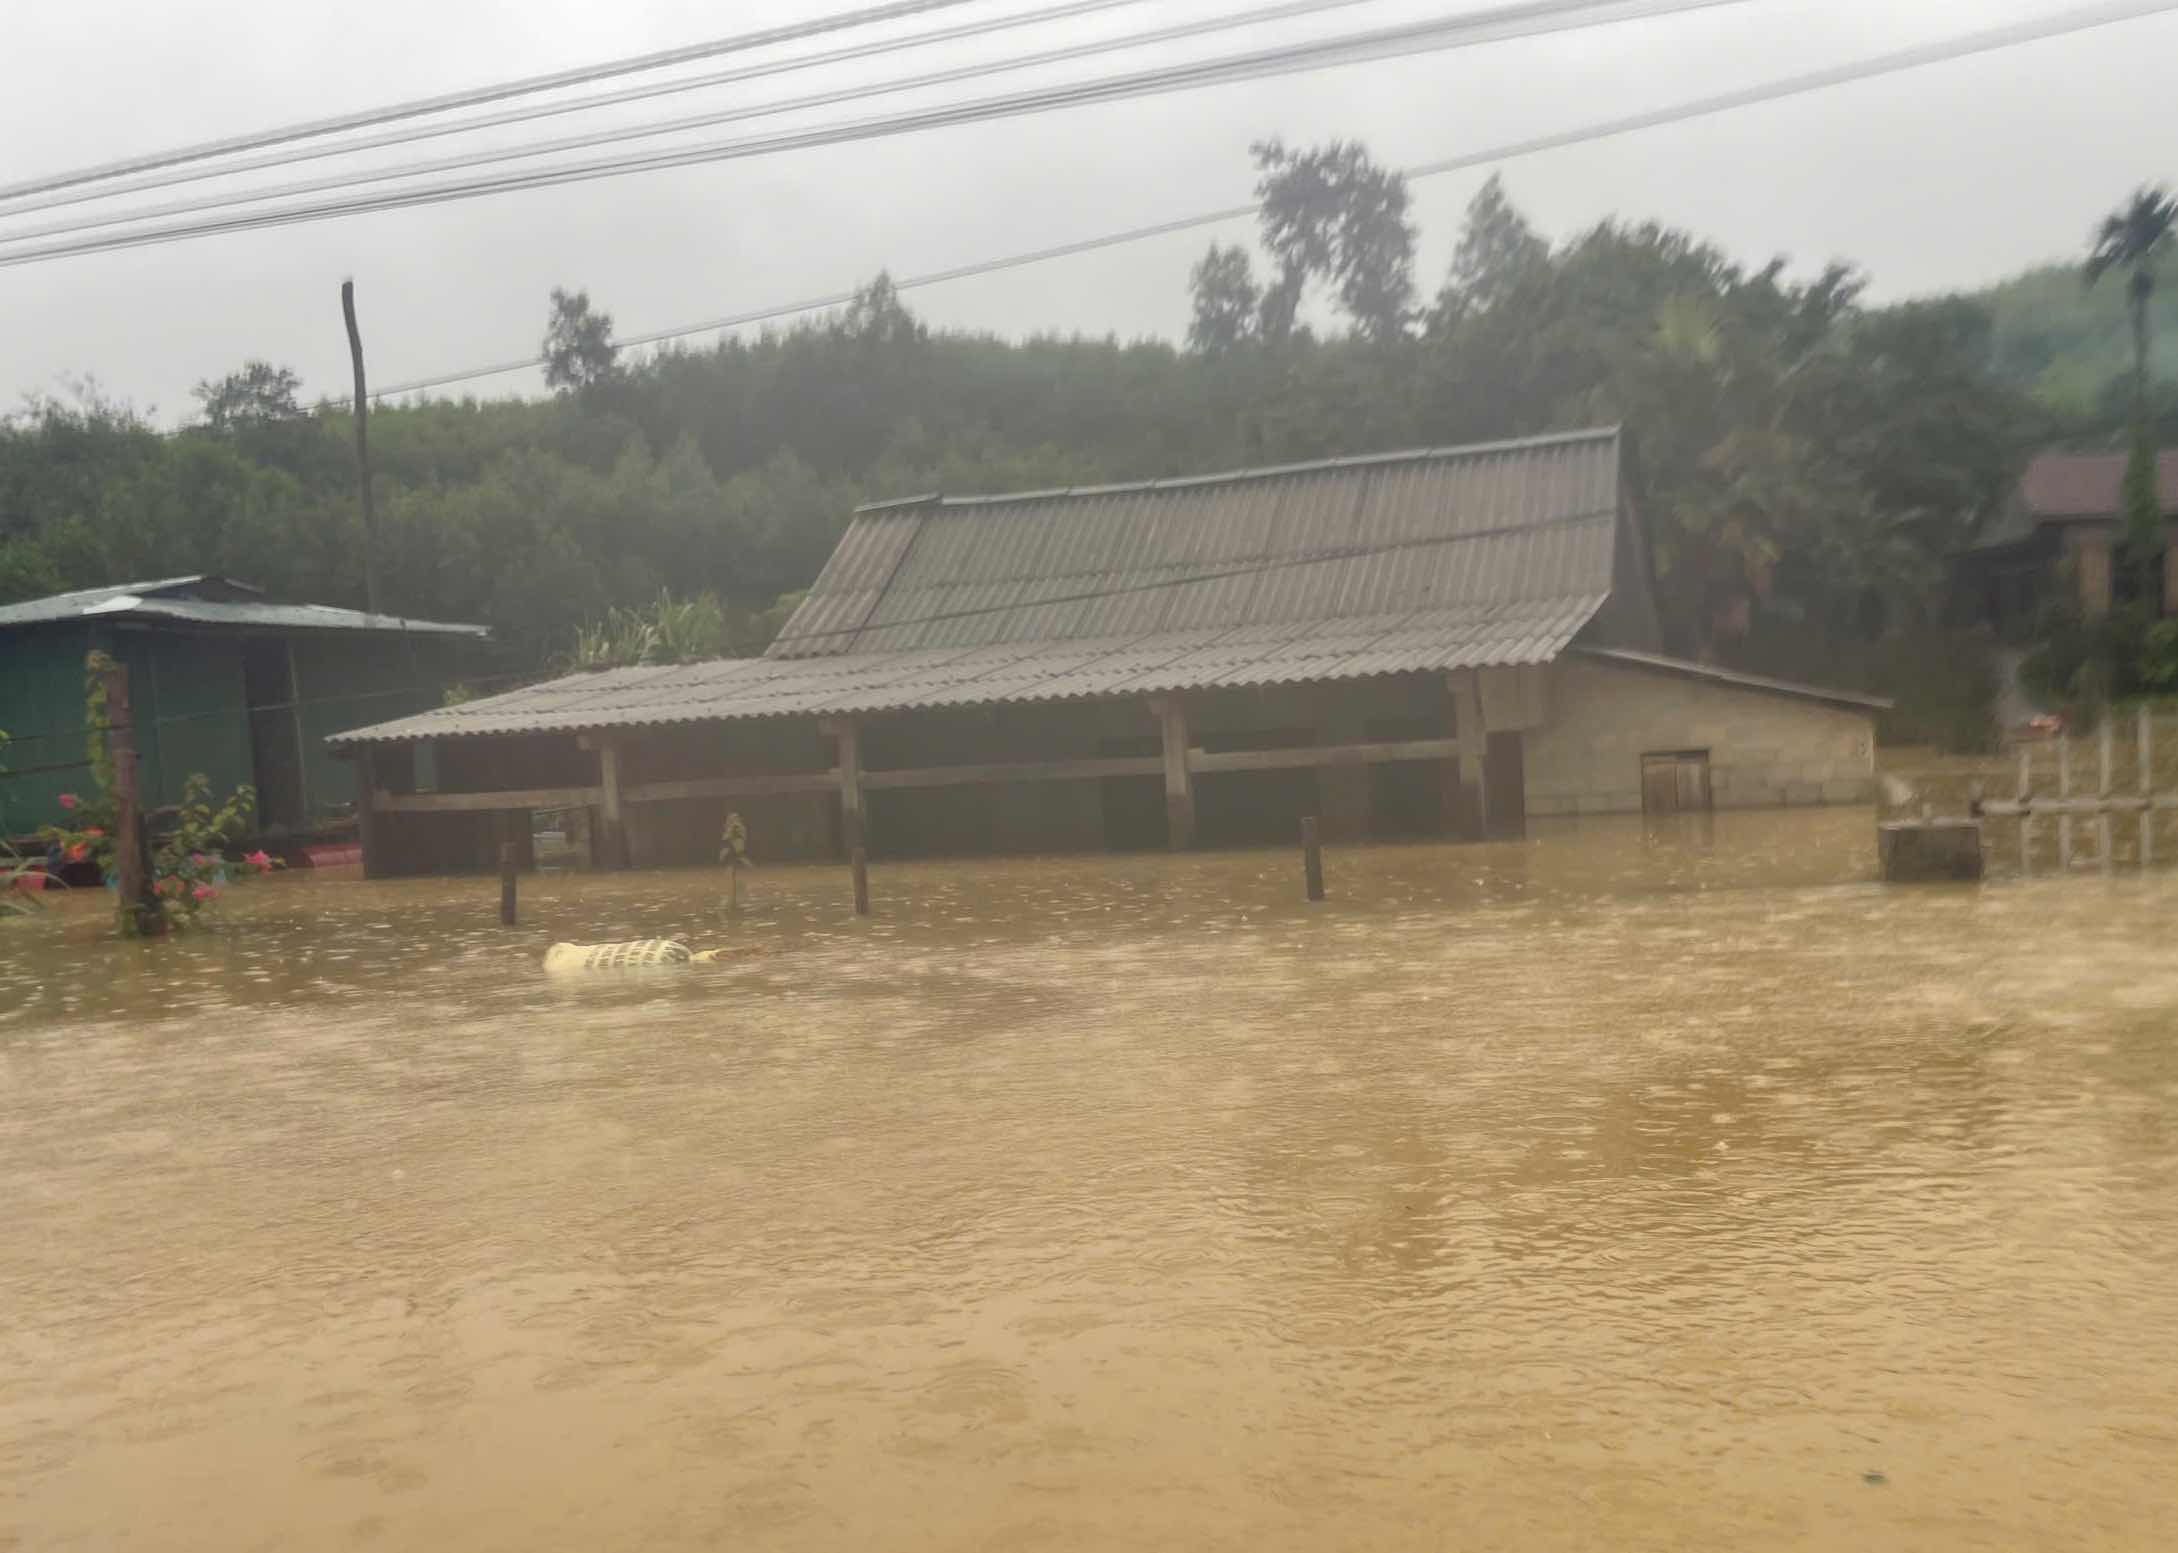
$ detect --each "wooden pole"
[2141,704,2155,869]
[2017,743,2032,877]
[2098,714,2115,875]
[828,717,866,858]
[1449,671,1488,840]
[1152,697,1195,850]
[597,741,628,870]
[499,841,518,925]
[850,844,871,917]
[340,279,382,620]
[1301,815,1325,901]
[2058,732,2073,870]
[100,662,159,935]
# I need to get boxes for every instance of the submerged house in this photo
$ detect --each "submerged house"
[0,575,489,837]
[1956,447,2178,632]
[329,429,1883,875]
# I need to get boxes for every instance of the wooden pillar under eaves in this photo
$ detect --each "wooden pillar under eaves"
[1447,670,1487,841]
[597,740,630,870]
[824,717,867,855]
[1151,695,1195,851]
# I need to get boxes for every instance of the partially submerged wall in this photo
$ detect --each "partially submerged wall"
[1523,656,1876,817]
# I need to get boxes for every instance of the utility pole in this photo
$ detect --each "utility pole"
[341,278,381,619]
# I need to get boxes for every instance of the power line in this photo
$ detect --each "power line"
[0,0,1750,270]
[0,0,1158,221]
[0,0,987,206]
[366,0,2178,399]
[0,0,1401,248]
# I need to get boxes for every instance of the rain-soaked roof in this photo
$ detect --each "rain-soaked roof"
[331,429,1630,747]
[328,598,1605,746]
[0,574,488,637]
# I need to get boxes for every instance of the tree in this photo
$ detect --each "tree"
[192,361,303,430]
[2085,186,2176,578]
[1431,173,1549,326]
[542,287,620,393]
[1251,139,1415,342]
[834,271,924,348]
[1187,243,1260,352]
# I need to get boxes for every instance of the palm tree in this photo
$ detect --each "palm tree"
[2085,186,2178,421]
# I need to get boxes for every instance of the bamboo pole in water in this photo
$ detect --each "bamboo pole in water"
[1301,816,1325,902]
[2100,716,2115,876]
[2058,734,2073,870]
[499,841,518,926]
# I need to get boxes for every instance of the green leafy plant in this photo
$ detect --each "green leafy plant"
[36,654,278,936]
[563,590,729,671]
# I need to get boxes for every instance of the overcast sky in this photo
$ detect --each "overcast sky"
[1,0,2169,422]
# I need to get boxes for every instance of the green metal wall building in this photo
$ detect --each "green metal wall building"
[1,576,489,838]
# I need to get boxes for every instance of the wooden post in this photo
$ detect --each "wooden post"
[1448,671,1487,840]
[2058,733,2073,870]
[358,782,383,879]
[597,741,628,870]
[2016,743,2032,877]
[1301,815,1325,901]
[850,844,871,916]
[340,279,382,620]
[2140,704,2155,869]
[100,661,159,935]
[499,841,518,925]
[1152,696,1194,851]
[2098,714,2115,875]
[827,717,866,858]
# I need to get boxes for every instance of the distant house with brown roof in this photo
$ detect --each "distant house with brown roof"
[329,429,1885,876]
[1958,449,2178,631]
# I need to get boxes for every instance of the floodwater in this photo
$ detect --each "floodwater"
[4,808,2177,1552]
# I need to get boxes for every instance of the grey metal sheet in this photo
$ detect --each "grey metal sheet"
[768,428,1622,658]
[329,599,1610,747]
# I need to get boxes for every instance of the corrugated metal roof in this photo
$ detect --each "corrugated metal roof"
[0,574,487,637]
[328,598,1607,747]
[2020,449,2178,519]
[1577,647,1893,712]
[769,427,1623,658]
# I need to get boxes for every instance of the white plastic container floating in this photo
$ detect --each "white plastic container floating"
[543,939,693,973]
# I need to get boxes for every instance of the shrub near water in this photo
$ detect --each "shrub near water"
[35,654,280,936]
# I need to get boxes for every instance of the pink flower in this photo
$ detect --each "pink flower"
[244,850,273,873]
[64,842,89,863]
[83,827,104,839]
[190,853,208,868]
[191,884,214,903]
[57,793,77,810]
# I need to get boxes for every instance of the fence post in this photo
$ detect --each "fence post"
[2099,715,2115,875]
[2141,704,2155,869]
[2058,733,2074,870]
[2017,743,2033,877]
[499,841,518,926]
[1301,816,1325,902]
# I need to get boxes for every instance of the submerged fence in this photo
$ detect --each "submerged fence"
[1976,705,2178,876]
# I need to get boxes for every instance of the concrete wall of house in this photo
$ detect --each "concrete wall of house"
[1523,657,1876,817]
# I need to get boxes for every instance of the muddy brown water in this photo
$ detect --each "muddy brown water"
[4,809,2177,1551]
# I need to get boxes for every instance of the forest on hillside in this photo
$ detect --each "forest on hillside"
[1,147,2167,737]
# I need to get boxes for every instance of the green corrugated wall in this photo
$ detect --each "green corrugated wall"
[4,624,480,836]
[0,625,96,831]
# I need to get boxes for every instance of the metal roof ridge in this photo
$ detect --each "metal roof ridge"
[1576,645,1893,711]
[847,426,1622,514]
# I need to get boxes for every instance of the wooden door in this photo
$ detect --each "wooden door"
[1642,751,1712,815]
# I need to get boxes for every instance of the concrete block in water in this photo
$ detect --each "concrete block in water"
[1878,819,1984,883]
